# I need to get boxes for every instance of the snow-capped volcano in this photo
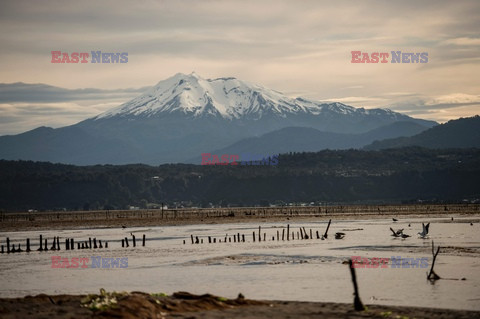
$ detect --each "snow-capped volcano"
[95,72,372,121]
[0,73,437,165]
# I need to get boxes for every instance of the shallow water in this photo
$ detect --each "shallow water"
[1,217,479,310]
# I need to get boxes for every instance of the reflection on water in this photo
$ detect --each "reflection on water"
[0,217,479,310]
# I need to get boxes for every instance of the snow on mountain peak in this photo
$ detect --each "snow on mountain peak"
[94,73,390,121]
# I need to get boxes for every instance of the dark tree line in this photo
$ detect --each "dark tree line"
[0,147,479,211]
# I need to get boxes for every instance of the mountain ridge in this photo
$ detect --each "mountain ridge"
[0,73,437,165]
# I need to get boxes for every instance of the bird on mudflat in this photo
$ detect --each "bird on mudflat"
[390,228,404,237]
[418,222,430,238]
[335,232,345,239]
[400,233,411,239]
[392,218,398,222]
[121,225,127,229]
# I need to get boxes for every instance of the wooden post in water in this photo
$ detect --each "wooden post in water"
[56,237,60,250]
[277,230,279,241]
[6,238,10,253]
[348,259,365,311]
[310,229,313,240]
[1,246,3,254]
[65,238,69,250]
[142,234,146,247]
[44,239,48,251]
[122,239,125,247]
[125,237,129,247]
[299,228,304,240]
[99,240,103,248]
[282,229,285,241]
[38,235,43,251]
[208,236,212,244]
[324,219,332,239]
[263,233,266,241]
[51,237,56,250]
[242,234,245,242]
[213,238,216,243]
[89,238,92,249]
[132,235,136,247]
[237,233,240,242]
[93,238,98,249]
[287,224,290,241]
[253,231,255,242]
[71,238,74,250]
[78,242,81,249]
[105,241,108,248]
[258,226,261,242]
[316,230,320,239]
[195,236,199,244]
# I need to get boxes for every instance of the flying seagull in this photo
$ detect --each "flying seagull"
[335,232,345,239]
[390,228,404,237]
[418,222,430,238]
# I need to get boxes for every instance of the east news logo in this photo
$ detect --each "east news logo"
[351,51,428,63]
[51,51,128,63]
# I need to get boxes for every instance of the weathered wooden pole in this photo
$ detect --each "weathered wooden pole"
[242,234,245,242]
[105,241,108,248]
[71,238,74,250]
[287,224,290,240]
[121,239,125,247]
[38,235,43,251]
[125,237,129,247]
[277,230,279,241]
[65,238,70,250]
[6,238,10,253]
[25,238,31,252]
[132,235,136,247]
[282,229,285,241]
[324,219,332,239]
[142,234,145,247]
[93,238,98,249]
[310,229,313,239]
[253,231,256,242]
[99,240,103,248]
[258,226,261,242]
[191,235,194,244]
[56,237,60,250]
[348,259,365,311]
[44,239,48,251]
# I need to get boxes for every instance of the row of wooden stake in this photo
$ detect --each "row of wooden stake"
[1,234,146,254]
[184,220,332,244]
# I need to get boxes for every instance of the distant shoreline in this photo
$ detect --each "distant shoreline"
[1,204,479,232]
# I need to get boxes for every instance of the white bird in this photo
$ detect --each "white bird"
[418,222,430,238]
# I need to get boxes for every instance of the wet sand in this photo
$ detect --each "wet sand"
[0,291,478,319]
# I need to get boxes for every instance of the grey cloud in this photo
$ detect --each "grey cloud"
[0,83,149,103]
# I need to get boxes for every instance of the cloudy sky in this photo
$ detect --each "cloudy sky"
[0,0,479,135]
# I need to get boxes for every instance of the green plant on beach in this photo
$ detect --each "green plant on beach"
[150,292,169,298]
[81,288,128,311]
